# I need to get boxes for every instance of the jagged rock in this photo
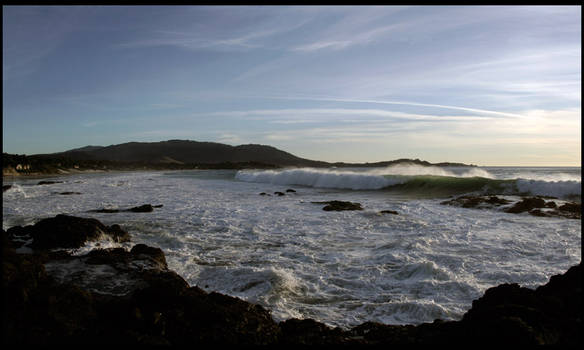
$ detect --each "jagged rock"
[312,200,363,211]
[5,214,131,250]
[440,195,511,208]
[505,197,546,213]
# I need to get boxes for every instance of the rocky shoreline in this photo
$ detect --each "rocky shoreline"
[2,214,581,345]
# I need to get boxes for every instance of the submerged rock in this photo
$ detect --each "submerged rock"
[312,200,363,211]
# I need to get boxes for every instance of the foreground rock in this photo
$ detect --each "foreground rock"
[441,195,581,219]
[5,214,130,250]
[2,215,581,345]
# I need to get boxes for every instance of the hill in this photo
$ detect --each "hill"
[53,140,329,167]
[3,140,477,176]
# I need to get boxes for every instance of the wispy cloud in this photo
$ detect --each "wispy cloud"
[255,96,524,118]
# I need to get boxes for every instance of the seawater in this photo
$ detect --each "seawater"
[2,166,581,328]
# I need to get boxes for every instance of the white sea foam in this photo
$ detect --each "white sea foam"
[515,179,581,198]
[2,168,581,329]
[235,168,400,190]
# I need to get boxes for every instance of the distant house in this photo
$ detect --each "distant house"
[15,164,31,171]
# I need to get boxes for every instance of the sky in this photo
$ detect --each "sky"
[2,5,581,166]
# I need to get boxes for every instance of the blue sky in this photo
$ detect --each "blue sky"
[2,6,581,166]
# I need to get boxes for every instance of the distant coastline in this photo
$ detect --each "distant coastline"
[2,139,478,177]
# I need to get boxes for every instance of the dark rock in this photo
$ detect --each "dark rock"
[6,214,131,250]
[57,192,82,195]
[259,192,268,196]
[90,208,120,213]
[279,318,346,345]
[3,184,12,192]
[528,209,548,217]
[89,204,162,214]
[128,204,154,213]
[312,200,363,211]
[37,181,64,185]
[285,189,296,193]
[505,197,546,213]
[379,210,399,215]
[558,202,580,213]
[274,192,285,196]
[440,195,511,208]
[544,201,557,208]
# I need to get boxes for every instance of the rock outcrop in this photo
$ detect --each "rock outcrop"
[441,195,581,219]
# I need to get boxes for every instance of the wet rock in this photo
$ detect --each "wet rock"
[5,214,131,250]
[3,184,12,192]
[37,181,63,185]
[56,192,82,195]
[128,204,154,213]
[440,195,511,208]
[274,192,285,196]
[505,197,546,213]
[312,200,363,211]
[558,202,580,213]
[285,189,296,193]
[89,204,162,214]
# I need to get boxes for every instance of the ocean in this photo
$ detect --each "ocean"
[2,165,581,328]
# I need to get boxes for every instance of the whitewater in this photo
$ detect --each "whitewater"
[2,165,581,328]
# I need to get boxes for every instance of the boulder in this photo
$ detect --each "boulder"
[505,197,546,213]
[6,214,131,250]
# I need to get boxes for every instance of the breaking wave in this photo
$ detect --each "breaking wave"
[235,166,581,199]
